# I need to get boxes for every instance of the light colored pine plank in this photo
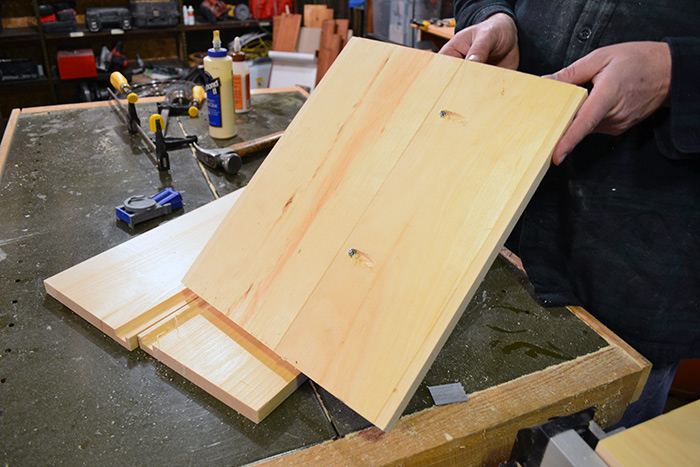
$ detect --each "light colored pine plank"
[44,189,304,423]
[44,190,242,350]
[596,399,700,466]
[138,295,304,423]
[185,39,462,349]
[183,38,587,431]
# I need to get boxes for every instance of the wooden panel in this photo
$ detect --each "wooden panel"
[272,13,302,52]
[138,295,304,423]
[44,190,242,350]
[596,399,700,466]
[183,38,587,431]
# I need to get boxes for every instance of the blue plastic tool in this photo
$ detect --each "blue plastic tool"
[116,188,183,228]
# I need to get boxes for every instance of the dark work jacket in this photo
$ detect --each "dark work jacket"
[454,0,700,363]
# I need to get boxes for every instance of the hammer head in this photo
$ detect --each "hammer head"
[192,142,242,174]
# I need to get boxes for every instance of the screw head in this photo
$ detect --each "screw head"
[348,249,356,257]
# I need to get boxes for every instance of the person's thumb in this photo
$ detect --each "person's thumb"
[465,34,495,63]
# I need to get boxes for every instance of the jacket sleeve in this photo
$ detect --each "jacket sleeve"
[454,0,516,33]
[655,37,700,159]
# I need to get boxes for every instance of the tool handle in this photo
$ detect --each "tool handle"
[189,86,205,117]
[226,131,284,157]
[110,72,138,104]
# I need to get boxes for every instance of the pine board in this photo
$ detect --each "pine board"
[44,191,242,350]
[183,38,588,431]
[44,189,304,423]
[596,399,700,467]
[138,295,303,423]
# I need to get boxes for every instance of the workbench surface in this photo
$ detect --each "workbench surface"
[0,88,648,466]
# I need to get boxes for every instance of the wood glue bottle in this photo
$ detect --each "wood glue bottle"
[231,37,251,113]
[204,30,236,139]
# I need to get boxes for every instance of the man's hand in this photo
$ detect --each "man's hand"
[546,42,672,165]
[438,13,519,70]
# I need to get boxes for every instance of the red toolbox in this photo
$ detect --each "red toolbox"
[57,49,97,80]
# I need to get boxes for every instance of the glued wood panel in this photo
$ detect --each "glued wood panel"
[44,190,242,350]
[138,295,303,423]
[183,38,587,431]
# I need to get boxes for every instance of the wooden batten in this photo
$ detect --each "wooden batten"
[138,295,304,423]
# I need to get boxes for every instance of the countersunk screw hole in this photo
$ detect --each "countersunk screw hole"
[15,279,20,283]
[8,323,15,328]
[11,300,18,304]
[1,379,6,384]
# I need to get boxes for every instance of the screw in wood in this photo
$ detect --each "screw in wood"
[348,248,356,257]
[439,110,446,118]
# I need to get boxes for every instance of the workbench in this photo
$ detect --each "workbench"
[0,87,649,466]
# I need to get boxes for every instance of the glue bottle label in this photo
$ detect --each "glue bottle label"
[204,73,222,127]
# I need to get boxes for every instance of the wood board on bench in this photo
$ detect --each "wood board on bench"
[44,190,304,423]
[183,38,588,431]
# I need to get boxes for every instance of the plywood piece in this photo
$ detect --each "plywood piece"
[304,4,333,27]
[44,190,242,350]
[183,38,587,430]
[596,399,700,467]
[272,13,302,52]
[138,295,304,423]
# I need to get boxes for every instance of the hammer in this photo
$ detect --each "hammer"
[192,131,283,174]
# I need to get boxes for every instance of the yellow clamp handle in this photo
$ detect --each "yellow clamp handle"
[110,71,138,103]
[149,114,165,132]
[189,85,205,117]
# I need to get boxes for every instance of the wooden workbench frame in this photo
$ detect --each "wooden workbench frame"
[259,306,649,466]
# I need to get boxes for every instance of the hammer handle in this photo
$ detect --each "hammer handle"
[226,131,284,157]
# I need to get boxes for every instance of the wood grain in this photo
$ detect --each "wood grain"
[596,399,700,466]
[138,295,304,423]
[183,38,587,431]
